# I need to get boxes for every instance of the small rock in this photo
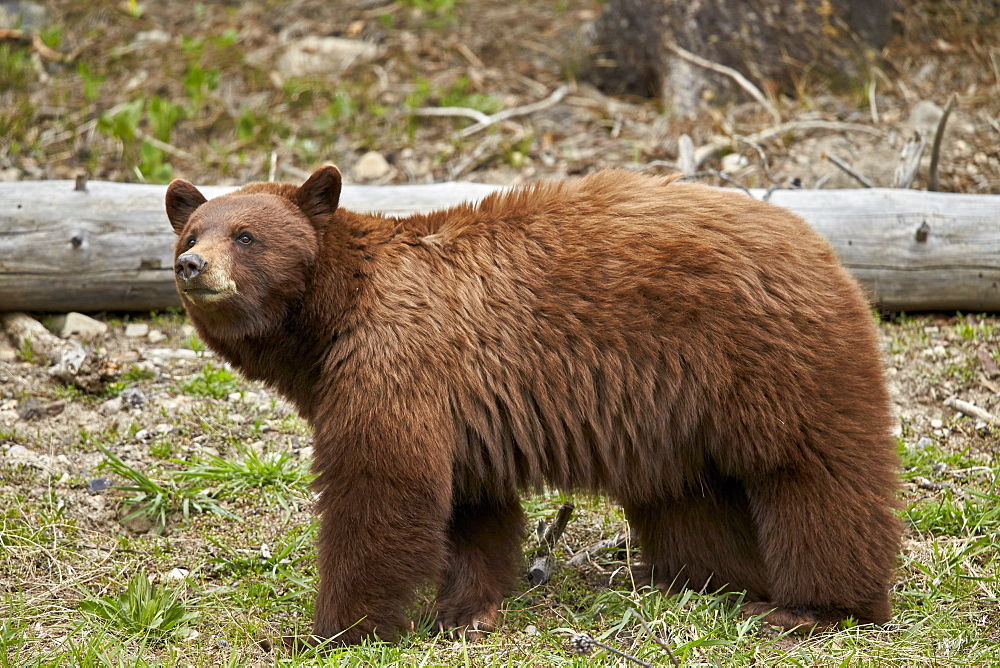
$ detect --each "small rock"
[51,312,109,341]
[163,567,190,580]
[154,423,174,435]
[133,29,171,45]
[121,387,147,410]
[298,445,314,461]
[5,443,58,473]
[0,344,15,363]
[915,437,935,450]
[0,1,48,30]
[215,638,230,649]
[125,323,150,338]
[100,396,124,416]
[17,399,64,421]
[0,167,23,181]
[135,428,151,441]
[87,477,114,493]
[352,151,392,181]
[524,624,539,636]
[229,413,246,424]
[142,348,206,360]
[930,419,943,429]
[273,35,379,79]
[147,329,167,344]
[720,153,749,173]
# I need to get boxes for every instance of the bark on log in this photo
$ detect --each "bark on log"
[1,180,999,312]
[0,179,500,312]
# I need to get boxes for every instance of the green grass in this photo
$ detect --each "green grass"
[174,443,312,512]
[179,363,241,400]
[79,572,199,642]
[97,445,239,530]
[3,315,1000,665]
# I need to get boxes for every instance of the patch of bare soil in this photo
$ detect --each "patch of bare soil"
[0,0,997,192]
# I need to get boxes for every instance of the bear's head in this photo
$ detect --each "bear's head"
[165,165,342,341]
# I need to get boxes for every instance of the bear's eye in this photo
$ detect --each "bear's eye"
[186,235,196,248]
[236,232,254,246]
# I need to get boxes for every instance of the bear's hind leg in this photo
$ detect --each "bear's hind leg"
[623,478,769,600]
[744,455,901,630]
[432,496,524,640]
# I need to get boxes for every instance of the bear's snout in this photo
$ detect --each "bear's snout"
[176,253,208,281]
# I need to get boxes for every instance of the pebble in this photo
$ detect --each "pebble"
[100,397,123,416]
[52,312,108,341]
[163,567,190,580]
[721,153,749,173]
[0,1,48,30]
[121,387,146,410]
[273,35,379,79]
[125,323,150,338]
[930,419,944,429]
[148,329,167,344]
[87,477,114,493]
[352,151,392,181]
[915,437,935,450]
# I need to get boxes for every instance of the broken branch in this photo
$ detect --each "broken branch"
[943,396,996,425]
[928,93,957,192]
[527,501,575,586]
[666,42,781,125]
[823,153,875,188]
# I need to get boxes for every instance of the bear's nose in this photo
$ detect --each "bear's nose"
[176,253,208,281]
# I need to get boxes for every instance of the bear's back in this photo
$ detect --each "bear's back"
[318,171,886,500]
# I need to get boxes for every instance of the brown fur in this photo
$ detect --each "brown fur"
[166,166,901,643]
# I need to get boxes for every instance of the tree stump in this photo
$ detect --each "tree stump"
[583,0,899,116]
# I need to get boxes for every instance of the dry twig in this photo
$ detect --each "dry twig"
[693,120,882,169]
[928,93,957,192]
[944,396,996,425]
[823,153,875,188]
[527,501,574,586]
[666,42,781,125]
[414,85,570,138]
[893,131,926,189]
[0,29,65,62]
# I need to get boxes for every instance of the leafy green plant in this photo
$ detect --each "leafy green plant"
[175,444,311,512]
[180,363,240,400]
[0,44,35,91]
[77,63,104,102]
[397,0,462,25]
[98,446,237,529]
[79,572,197,641]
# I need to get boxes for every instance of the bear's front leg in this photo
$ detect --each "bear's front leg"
[307,447,453,645]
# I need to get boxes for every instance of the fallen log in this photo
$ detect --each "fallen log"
[1,179,998,312]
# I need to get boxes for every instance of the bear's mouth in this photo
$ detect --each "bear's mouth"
[181,286,237,308]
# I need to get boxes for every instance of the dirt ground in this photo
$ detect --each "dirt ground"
[0,0,997,192]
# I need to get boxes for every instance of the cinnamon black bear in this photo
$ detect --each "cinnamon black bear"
[166,166,901,644]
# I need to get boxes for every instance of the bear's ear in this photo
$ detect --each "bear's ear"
[294,165,342,225]
[165,180,208,234]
